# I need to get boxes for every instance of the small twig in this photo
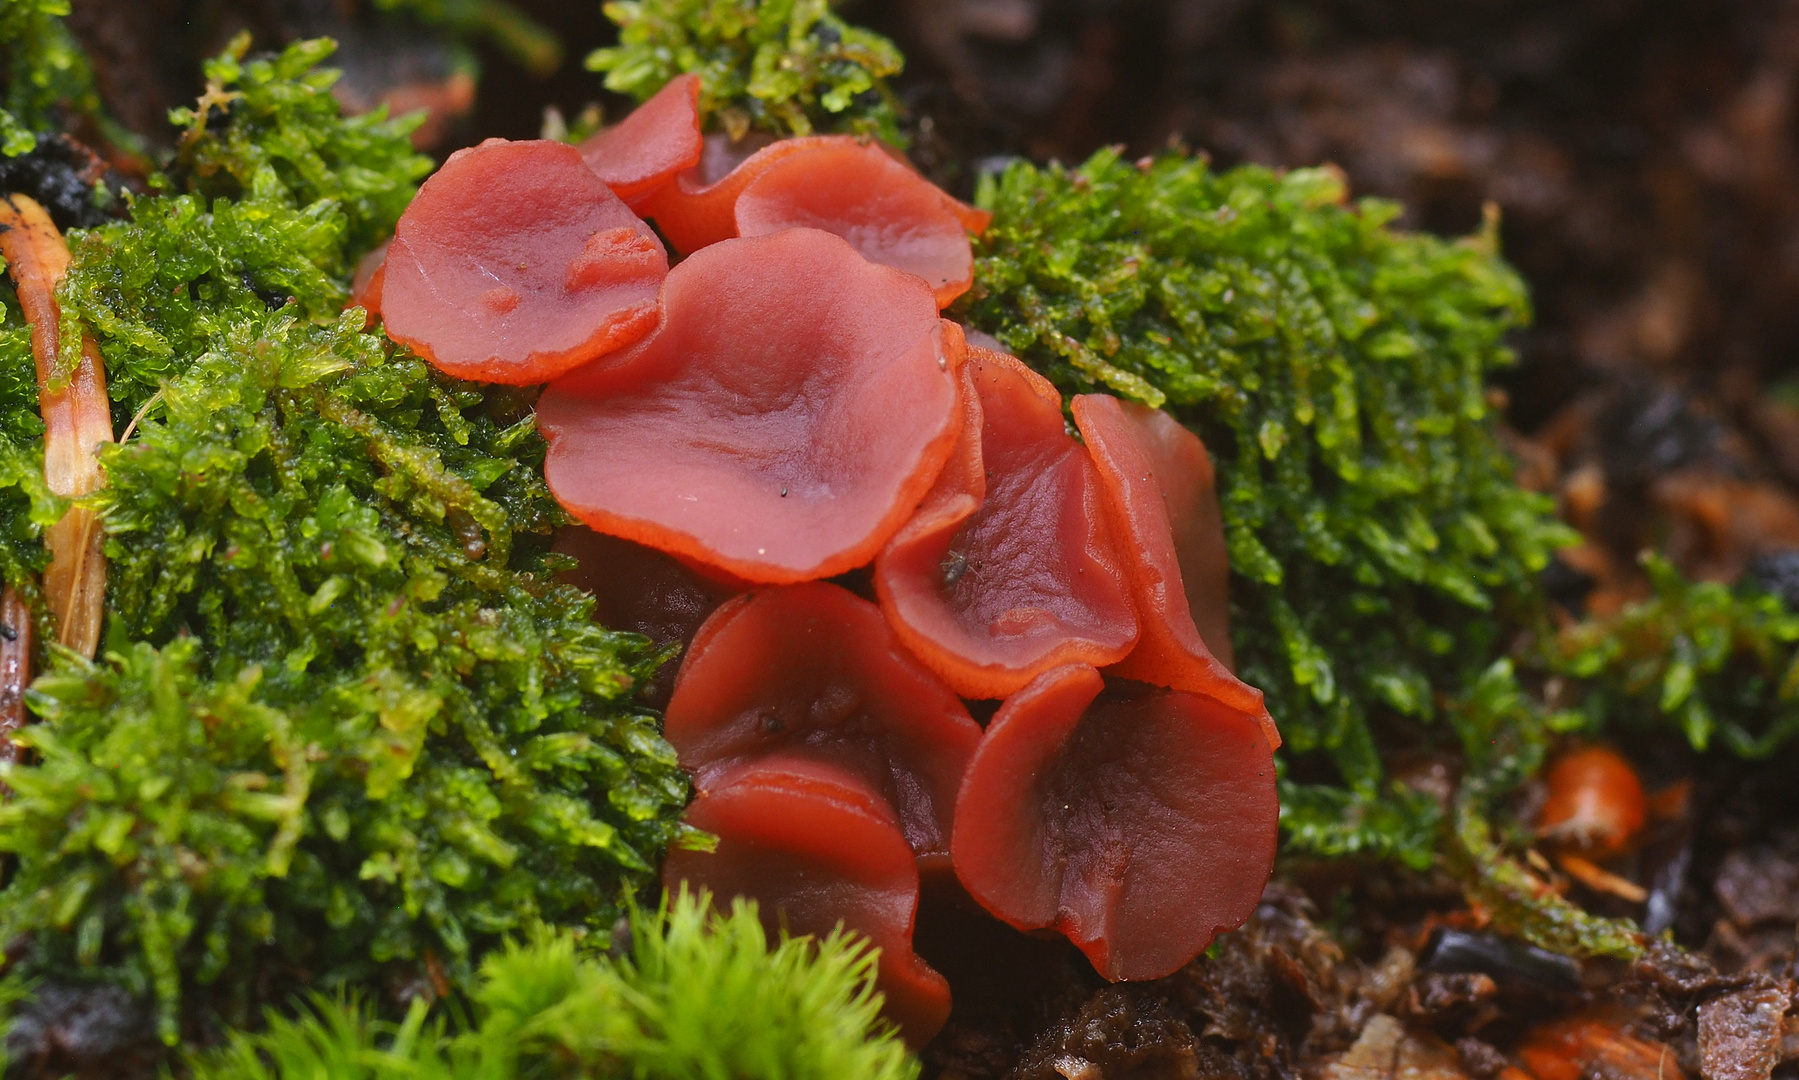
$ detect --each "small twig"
[118,389,163,445]
[0,193,116,658]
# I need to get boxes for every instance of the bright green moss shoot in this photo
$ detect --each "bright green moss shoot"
[959,150,1578,868]
[588,0,905,145]
[0,0,109,156]
[0,307,58,596]
[188,891,918,1080]
[1546,553,1799,758]
[170,37,433,260]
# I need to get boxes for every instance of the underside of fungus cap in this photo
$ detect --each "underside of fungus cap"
[381,138,668,384]
[536,228,964,584]
[350,240,388,319]
[874,345,1139,700]
[665,582,982,867]
[550,525,737,708]
[634,136,830,255]
[1072,392,1279,749]
[662,755,953,1045]
[578,74,704,209]
[950,664,1280,982]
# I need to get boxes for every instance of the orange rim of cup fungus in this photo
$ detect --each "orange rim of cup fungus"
[376,83,1280,1045]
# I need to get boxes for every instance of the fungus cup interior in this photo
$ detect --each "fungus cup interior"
[665,582,982,867]
[874,345,1138,699]
[662,755,953,1046]
[734,139,977,307]
[1072,392,1277,746]
[381,138,668,384]
[951,663,1279,982]
[578,73,704,208]
[536,227,963,584]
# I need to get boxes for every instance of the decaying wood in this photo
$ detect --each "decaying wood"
[0,192,115,659]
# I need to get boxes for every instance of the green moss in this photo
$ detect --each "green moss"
[187,891,918,1079]
[959,150,1577,867]
[58,36,429,421]
[0,312,693,1045]
[0,304,58,595]
[0,0,110,156]
[1544,553,1799,758]
[587,0,905,145]
[1444,786,1643,961]
[168,37,432,258]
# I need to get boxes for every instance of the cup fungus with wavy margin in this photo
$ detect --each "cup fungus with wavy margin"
[873,345,1138,699]
[577,74,704,209]
[662,755,953,1045]
[634,130,988,278]
[665,582,982,871]
[733,138,979,307]
[536,227,964,584]
[381,138,668,384]
[951,663,1279,982]
[1072,392,1278,748]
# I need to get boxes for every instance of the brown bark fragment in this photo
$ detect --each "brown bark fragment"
[1697,986,1790,1080]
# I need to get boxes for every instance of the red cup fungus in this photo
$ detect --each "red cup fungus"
[635,135,826,255]
[627,128,987,304]
[950,663,1279,982]
[382,138,668,384]
[873,344,1139,700]
[1072,392,1278,748]
[386,97,1289,1018]
[536,227,964,584]
[734,138,978,307]
[577,74,705,209]
[663,755,953,1046]
[665,582,982,870]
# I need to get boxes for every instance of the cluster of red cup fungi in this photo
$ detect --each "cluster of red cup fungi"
[359,74,1282,1045]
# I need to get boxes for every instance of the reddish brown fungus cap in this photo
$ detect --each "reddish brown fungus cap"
[734,139,976,307]
[663,756,953,1045]
[578,74,704,209]
[638,134,990,261]
[1072,393,1278,749]
[665,582,982,868]
[951,664,1279,982]
[382,138,667,384]
[873,345,1138,700]
[537,228,963,584]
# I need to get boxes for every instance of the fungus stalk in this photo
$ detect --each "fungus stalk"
[0,193,113,658]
